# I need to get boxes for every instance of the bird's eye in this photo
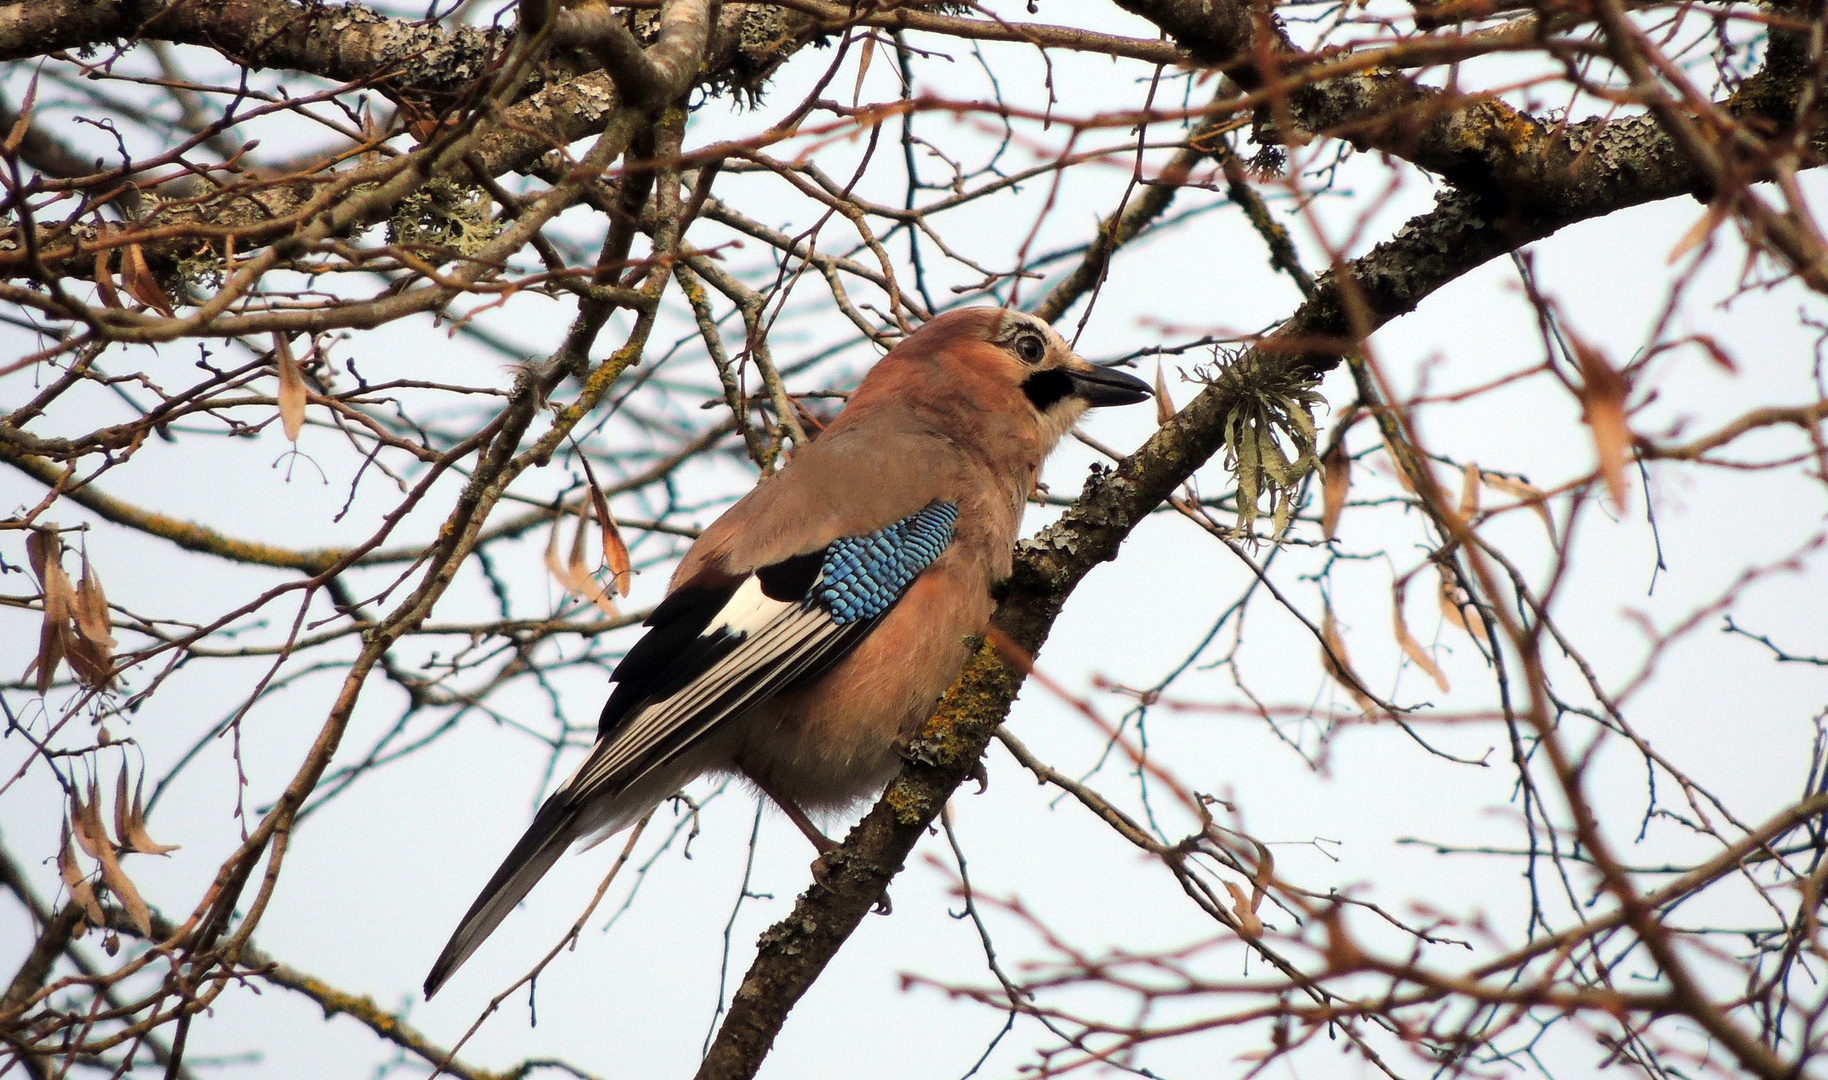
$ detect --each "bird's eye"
[1014,334,1046,364]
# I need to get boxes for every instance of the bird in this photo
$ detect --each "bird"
[423,306,1151,998]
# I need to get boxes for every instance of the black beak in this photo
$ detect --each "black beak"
[1069,365,1153,407]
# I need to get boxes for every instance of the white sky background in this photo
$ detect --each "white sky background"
[3,1,1827,1077]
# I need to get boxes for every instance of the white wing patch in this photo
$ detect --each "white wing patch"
[554,577,844,802]
[714,575,794,635]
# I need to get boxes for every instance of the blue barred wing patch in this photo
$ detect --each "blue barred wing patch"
[817,501,959,624]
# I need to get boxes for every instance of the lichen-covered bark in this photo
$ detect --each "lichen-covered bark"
[0,0,513,98]
[1113,0,1623,197]
[0,3,821,283]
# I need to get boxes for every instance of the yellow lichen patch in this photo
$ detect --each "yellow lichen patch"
[903,638,1020,769]
[885,782,931,826]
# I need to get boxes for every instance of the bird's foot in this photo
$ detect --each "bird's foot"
[966,758,989,794]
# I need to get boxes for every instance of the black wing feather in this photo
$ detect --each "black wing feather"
[598,580,739,739]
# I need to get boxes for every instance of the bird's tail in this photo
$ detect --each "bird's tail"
[424,799,578,999]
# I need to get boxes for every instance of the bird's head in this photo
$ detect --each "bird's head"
[855,307,1152,455]
[979,308,1153,435]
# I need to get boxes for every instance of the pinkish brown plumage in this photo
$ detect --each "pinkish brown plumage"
[424,306,1150,998]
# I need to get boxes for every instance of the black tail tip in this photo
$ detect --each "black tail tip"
[423,964,450,1001]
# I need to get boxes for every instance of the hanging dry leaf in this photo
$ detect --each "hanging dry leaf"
[567,502,618,617]
[58,820,105,925]
[1574,339,1631,510]
[67,552,115,689]
[1154,361,1176,427]
[118,768,179,856]
[1321,441,1349,539]
[1392,582,1450,693]
[93,250,123,309]
[4,69,37,156]
[1320,606,1379,716]
[113,765,133,851]
[26,528,53,584]
[1438,566,1489,645]
[1222,880,1265,938]
[1481,471,1556,540]
[590,483,632,597]
[119,243,175,317]
[71,778,152,934]
[274,333,307,441]
[76,551,115,651]
[71,781,108,860]
[94,841,151,936]
[65,633,113,691]
[26,529,75,695]
[851,30,876,107]
[1458,462,1480,519]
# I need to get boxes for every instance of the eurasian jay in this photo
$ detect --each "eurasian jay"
[423,306,1151,997]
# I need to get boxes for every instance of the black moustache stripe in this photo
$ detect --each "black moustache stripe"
[1021,368,1074,411]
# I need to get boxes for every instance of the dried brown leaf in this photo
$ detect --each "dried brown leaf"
[1321,441,1349,539]
[1574,339,1631,510]
[4,70,37,156]
[75,551,115,650]
[71,781,108,861]
[1320,606,1379,716]
[25,527,54,584]
[95,842,151,936]
[119,243,175,317]
[568,503,618,617]
[1481,471,1556,540]
[65,632,113,691]
[1458,462,1480,519]
[58,820,105,925]
[1438,566,1489,645]
[590,484,632,597]
[71,776,151,931]
[1392,582,1450,693]
[274,333,307,441]
[93,250,122,309]
[1154,361,1175,427]
[28,530,75,694]
[1222,880,1264,938]
[851,30,876,107]
[122,772,179,856]
[113,764,132,851]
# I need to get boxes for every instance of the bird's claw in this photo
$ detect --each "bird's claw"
[967,758,989,794]
[808,853,890,914]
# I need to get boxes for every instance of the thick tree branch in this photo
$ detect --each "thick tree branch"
[1111,0,1633,196]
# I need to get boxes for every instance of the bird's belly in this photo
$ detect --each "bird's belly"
[728,568,989,814]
